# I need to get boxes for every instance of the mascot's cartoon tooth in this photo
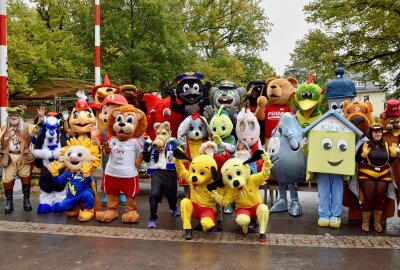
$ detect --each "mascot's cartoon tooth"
[267,113,306,216]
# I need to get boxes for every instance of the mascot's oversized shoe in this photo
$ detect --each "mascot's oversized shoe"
[96,194,119,222]
[65,207,80,217]
[269,198,288,213]
[121,197,140,223]
[288,201,303,217]
[78,209,94,222]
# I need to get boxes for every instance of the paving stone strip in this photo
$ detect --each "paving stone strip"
[0,220,400,249]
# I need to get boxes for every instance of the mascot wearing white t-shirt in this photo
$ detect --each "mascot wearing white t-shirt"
[96,105,147,223]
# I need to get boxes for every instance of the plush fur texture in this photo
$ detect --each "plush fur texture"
[107,105,147,139]
[152,122,172,151]
[342,100,374,134]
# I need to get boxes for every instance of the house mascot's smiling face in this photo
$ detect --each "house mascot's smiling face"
[221,158,251,190]
[69,100,96,135]
[59,137,100,172]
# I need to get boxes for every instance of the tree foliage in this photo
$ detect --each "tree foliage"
[286,0,400,91]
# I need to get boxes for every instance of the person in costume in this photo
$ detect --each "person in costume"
[294,72,324,128]
[32,113,67,213]
[0,105,45,214]
[303,109,362,228]
[356,124,399,232]
[91,94,129,204]
[267,112,306,216]
[95,105,146,223]
[48,137,101,221]
[143,121,180,228]
[208,150,272,242]
[164,72,211,118]
[236,142,257,174]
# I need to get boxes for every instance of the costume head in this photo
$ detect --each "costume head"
[295,73,325,120]
[152,121,172,151]
[59,137,100,172]
[91,74,120,110]
[69,99,96,135]
[5,105,26,128]
[37,113,63,142]
[342,100,374,135]
[245,80,266,111]
[211,81,243,109]
[325,64,356,114]
[236,108,260,147]
[174,72,205,105]
[177,113,210,145]
[186,154,217,186]
[265,77,297,105]
[220,158,251,190]
[107,105,147,141]
[378,99,400,132]
[199,141,218,157]
[303,109,363,176]
[99,94,128,125]
[267,113,306,182]
[115,85,144,109]
[209,106,233,139]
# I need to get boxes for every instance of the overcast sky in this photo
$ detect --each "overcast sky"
[260,0,313,75]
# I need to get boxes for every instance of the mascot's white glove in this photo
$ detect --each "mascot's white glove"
[62,110,70,121]
[282,127,299,150]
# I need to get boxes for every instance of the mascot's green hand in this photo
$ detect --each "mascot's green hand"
[261,152,272,169]
[48,161,60,177]
[213,135,223,145]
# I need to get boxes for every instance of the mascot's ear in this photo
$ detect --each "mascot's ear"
[243,150,264,164]
[265,78,276,87]
[237,87,245,95]
[343,100,350,111]
[111,108,120,118]
[173,148,192,162]
[153,122,161,131]
[162,121,170,131]
[207,167,224,191]
[287,77,298,87]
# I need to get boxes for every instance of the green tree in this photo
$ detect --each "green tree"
[286,0,400,90]
[7,0,91,97]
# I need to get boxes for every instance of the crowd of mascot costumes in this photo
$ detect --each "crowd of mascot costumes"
[5,66,400,240]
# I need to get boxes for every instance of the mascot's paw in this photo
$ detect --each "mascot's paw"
[119,194,127,205]
[185,229,193,240]
[257,96,268,107]
[329,217,341,229]
[52,202,63,212]
[65,208,80,217]
[122,210,140,223]
[259,234,268,243]
[317,217,330,227]
[200,217,215,232]
[78,209,94,222]
[36,203,53,213]
[269,198,288,213]
[96,210,118,222]
[288,200,303,217]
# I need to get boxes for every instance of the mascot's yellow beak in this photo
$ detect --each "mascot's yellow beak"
[298,99,318,111]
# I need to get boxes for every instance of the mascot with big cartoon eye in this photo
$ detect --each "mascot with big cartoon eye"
[209,106,236,154]
[48,137,101,221]
[96,105,147,223]
[208,150,272,242]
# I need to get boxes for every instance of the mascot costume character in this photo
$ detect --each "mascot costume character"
[96,105,147,223]
[143,121,180,228]
[267,113,306,216]
[0,105,45,214]
[33,113,67,213]
[48,137,101,221]
[164,72,211,117]
[208,150,272,242]
[173,150,221,240]
[209,106,236,154]
[303,110,362,228]
[255,77,297,146]
[115,84,148,114]
[294,73,324,128]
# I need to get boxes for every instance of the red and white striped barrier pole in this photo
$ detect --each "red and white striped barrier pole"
[0,0,8,126]
[94,0,101,86]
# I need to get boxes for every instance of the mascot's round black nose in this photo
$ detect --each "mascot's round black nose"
[233,180,240,187]
[350,115,365,125]
[118,122,125,127]
[192,176,198,183]
[195,132,199,137]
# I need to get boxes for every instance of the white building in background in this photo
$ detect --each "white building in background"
[352,79,386,117]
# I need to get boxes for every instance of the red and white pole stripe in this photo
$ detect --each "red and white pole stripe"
[0,0,8,126]
[94,0,101,85]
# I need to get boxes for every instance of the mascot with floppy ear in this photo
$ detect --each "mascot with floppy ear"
[96,105,147,223]
[48,137,101,221]
[208,150,272,242]
[173,149,220,240]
